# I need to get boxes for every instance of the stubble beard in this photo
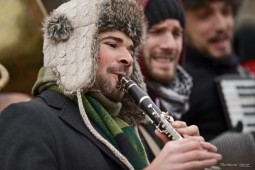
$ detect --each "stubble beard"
[187,31,233,59]
[146,51,177,84]
[94,74,124,103]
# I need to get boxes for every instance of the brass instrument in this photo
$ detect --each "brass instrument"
[0,64,9,90]
[0,0,44,93]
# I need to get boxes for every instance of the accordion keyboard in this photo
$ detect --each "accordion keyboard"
[216,76,255,133]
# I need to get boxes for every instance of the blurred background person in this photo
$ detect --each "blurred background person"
[137,0,255,168]
[180,0,255,168]
[136,0,212,163]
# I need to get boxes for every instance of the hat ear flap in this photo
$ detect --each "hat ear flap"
[44,14,73,43]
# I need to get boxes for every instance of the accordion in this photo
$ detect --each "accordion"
[215,75,255,133]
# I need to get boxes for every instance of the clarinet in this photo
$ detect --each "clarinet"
[117,76,183,140]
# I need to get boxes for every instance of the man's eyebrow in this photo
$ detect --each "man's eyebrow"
[100,36,134,53]
[150,25,183,33]
[100,36,123,43]
[174,26,184,33]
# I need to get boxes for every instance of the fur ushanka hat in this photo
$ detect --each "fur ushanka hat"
[43,0,147,126]
[43,0,146,95]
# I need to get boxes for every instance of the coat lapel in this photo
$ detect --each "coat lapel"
[39,90,128,169]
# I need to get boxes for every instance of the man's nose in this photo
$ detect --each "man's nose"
[159,32,177,50]
[213,13,228,30]
[117,49,133,67]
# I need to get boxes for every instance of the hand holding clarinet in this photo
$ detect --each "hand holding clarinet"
[118,76,222,170]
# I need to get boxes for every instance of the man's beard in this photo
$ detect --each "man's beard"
[147,50,178,84]
[208,30,232,57]
[94,72,126,103]
[94,66,129,102]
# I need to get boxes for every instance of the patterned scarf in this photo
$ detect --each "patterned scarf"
[146,65,192,119]
[32,67,148,170]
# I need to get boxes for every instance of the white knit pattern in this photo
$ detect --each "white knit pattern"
[76,90,134,170]
[43,0,101,94]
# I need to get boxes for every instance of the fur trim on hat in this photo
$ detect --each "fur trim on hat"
[98,0,147,52]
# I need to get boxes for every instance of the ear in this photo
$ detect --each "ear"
[44,13,73,42]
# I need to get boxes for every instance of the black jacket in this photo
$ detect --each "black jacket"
[0,90,129,170]
[181,45,240,141]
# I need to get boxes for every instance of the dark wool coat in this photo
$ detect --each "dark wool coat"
[181,45,240,141]
[0,90,129,170]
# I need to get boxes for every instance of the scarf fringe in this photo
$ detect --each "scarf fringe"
[76,90,134,170]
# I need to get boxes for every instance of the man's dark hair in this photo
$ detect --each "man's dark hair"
[181,0,242,15]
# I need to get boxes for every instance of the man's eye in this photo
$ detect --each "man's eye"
[106,42,117,48]
[173,30,182,39]
[196,11,212,20]
[222,7,232,17]
[149,29,164,35]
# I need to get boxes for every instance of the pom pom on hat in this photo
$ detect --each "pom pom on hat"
[44,14,73,43]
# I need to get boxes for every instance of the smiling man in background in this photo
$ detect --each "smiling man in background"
[181,0,255,168]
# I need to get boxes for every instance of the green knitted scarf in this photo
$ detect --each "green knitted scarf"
[32,67,148,170]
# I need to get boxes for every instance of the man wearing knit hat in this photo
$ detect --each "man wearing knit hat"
[0,0,222,169]
[136,0,197,162]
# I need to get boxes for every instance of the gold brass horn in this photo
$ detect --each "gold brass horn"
[0,0,44,94]
[0,64,10,90]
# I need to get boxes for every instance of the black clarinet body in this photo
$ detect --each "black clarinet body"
[118,76,183,140]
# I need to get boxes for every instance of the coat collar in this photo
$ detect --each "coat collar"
[38,90,128,169]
